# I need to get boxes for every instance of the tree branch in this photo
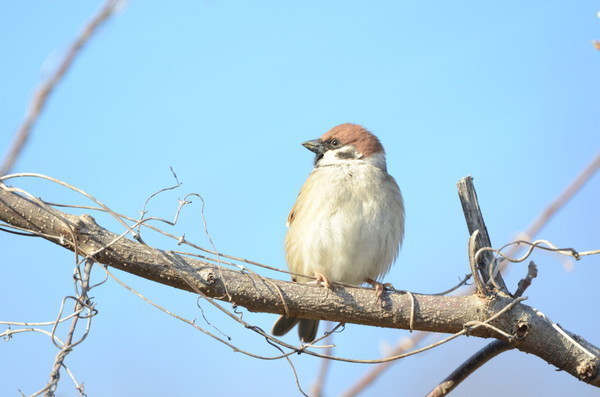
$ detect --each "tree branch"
[1,0,122,176]
[344,157,600,394]
[0,184,598,387]
[435,178,536,394]
[426,340,512,396]
[457,176,510,294]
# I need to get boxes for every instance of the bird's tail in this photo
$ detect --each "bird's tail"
[272,315,319,343]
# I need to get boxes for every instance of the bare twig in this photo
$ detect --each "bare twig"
[104,267,292,361]
[468,230,488,296]
[514,261,538,298]
[430,274,472,296]
[426,340,511,397]
[341,332,429,397]
[31,259,96,397]
[457,176,509,294]
[62,364,85,397]
[489,239,597,264]
[522,153,600,239]
[137,166,182,236]
[1,0,124,176]
[310,322,335,397]
[0,328,65,346]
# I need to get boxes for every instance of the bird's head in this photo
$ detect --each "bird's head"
[302,123,387,170]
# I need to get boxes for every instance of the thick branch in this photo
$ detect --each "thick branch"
[0,187,598,387]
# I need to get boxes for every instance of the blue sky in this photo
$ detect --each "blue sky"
[1,1,599,396]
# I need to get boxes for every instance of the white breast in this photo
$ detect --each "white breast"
[285,157,405,285]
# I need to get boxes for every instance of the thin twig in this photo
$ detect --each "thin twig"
[310,322,335,397]
[0,312,80,327]
[31,259,96,397]
[468,230,488,296]
[341,332,430,397]
[522,153,600,239]
[430,274,472,296]
[514,261,538,298]
[62,364,85,397]
[0,0,124,176]
[104,266,316,362]
[137,166,182,236]
[0,328,65,346]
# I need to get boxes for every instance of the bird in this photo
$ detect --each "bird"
[271,123,405,343]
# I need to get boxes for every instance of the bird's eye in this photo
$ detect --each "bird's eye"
[331,139,340,147]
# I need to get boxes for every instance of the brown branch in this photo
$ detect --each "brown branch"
[419,168,598,393]
[428,178,531,393]
[0,0,122,176]
[0,185,599,387]
[430,260,540,395]
[426,340,512,397]
[457,176,509,294]
[514,261,538,298]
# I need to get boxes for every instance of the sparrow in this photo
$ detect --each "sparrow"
[271,123,405,343]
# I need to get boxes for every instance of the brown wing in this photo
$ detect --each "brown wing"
[286,196,299,281]
[286,191,301,227]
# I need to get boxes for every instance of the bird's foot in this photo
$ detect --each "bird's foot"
[365,278,392,300]
[307,272,334,290]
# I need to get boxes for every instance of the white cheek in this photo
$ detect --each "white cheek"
[319,150,340,165]
[317,147,387,171]
[318,147,358,166]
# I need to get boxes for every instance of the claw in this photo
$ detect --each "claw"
[307,272,333,290]
[365,278,386,300]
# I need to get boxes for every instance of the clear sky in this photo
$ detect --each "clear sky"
[1,1,599,396]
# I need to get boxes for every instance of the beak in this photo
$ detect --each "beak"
[302,139,325,155]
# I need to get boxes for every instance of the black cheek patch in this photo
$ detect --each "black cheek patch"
[336,150,356,160]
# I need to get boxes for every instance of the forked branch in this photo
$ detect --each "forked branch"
[0,180,598,388]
